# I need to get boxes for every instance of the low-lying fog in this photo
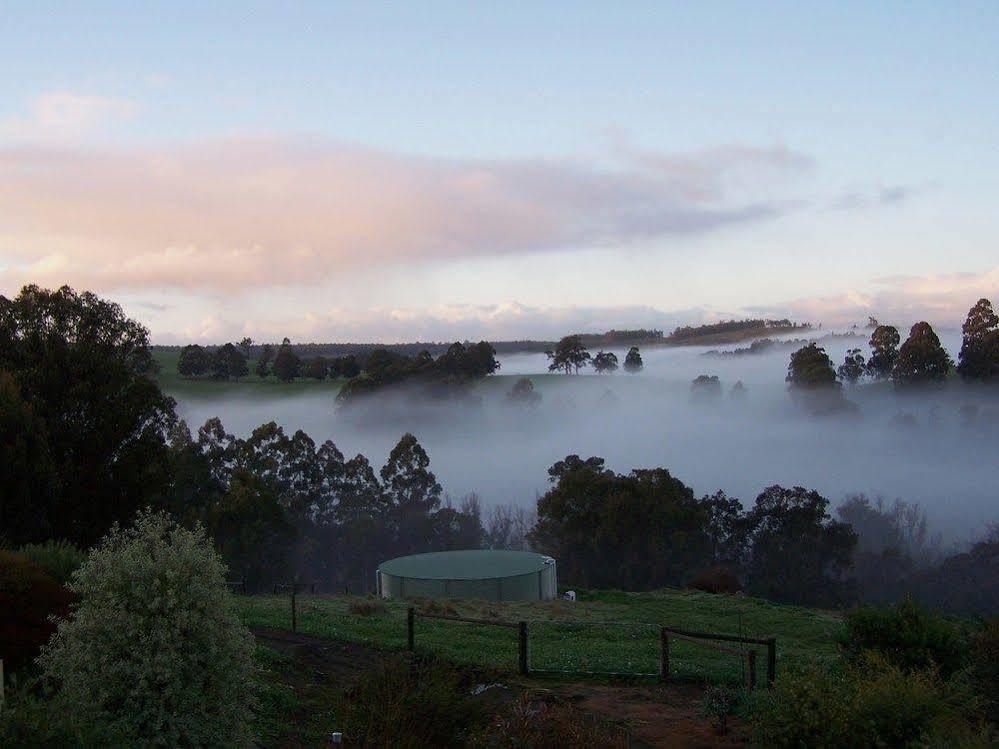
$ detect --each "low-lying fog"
[170,329,998,540]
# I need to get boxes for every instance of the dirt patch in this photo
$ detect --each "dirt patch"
[252,627,749,747]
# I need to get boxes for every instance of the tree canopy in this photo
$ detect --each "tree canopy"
[786,343,839,389]
[623,346,644,373]
[546,335,591,374]
[891,322,952,387]
[867,325,901,380]
[592,351,619,373]
[957,298,999,382]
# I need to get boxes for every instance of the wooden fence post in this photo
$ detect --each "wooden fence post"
[518,621,529,676]
[766,637,776,688]
[660,628,670,682]
[747,650,757,691]
[290,587,297,634]
[407,607,415,651]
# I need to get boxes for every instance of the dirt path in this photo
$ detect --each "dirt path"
[252,627,749,747]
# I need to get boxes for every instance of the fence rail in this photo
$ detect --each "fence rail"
[405,606,776,687]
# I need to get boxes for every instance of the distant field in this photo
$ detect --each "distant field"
[238,588,842,685]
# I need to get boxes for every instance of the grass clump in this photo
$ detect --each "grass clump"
[348,596,388,616]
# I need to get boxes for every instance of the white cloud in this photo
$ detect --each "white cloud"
[1,92,136,139]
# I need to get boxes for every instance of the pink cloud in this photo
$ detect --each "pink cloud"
[0,136,806,293]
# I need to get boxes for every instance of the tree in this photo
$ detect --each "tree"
[867,325,901,380]
[212,342,248,380]
[891,322,952,387]
[39,510,256,746]
[381,433,443,554]
[331,354,360,379]
[592,351,619,373]
[957,298,999,381]
[305,356,329,380]
[177,344,211,377]
[743,485,857,606]
[0,371,58,545]
[506,377,541,407]
[786,343,839,389]
[272,338,301,382]
[0,285,176,547]
[255,343,274,379]
[623,346,644,373]
[238,337,253,356]
[530,455,712,589]
[838,348,866,385]
[691,374,722,397]
[546,335,591,374]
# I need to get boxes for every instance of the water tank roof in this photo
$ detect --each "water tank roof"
[378,550,552,580]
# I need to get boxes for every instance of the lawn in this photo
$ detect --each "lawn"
[238,588,843,686]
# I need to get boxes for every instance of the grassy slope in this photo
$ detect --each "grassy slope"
[238,588,842,685]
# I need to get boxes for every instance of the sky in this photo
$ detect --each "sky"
[1,2,998,343]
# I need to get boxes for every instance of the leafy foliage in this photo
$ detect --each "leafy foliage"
[867,324,901,379]
[545,334,591,374]
[506,376,541,407]
[11,540,87,585]
[177,343,211,376]
[272,337,302,382]
[840,600,968,677]
[0,550,76,670]
[623,345,643,372]
[0,285,176,548]
[786,343,839,389]
[957,298,999,381]
[38,510,256,747]
[592,350,619,373]
[837,348,866,384]
[892,321,952,386]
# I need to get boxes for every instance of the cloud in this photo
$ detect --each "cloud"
[0,92,136,139]
[0,136,807,293]
[154,300,714,345]
[746,268,999,328]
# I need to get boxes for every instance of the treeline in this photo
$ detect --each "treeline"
[669,318,810,341]
[530,455,997,615]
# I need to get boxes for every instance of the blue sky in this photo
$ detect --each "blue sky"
[1,2,997,342]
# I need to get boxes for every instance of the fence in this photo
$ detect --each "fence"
[405,607,776,688]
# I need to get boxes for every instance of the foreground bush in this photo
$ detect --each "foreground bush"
[12,540,87,585]
[0,550,75,670]
[38,510,256,747]
[840,599,967,676]
[752,654,986,748]
[970,618,999,725]
[686,565,743,594]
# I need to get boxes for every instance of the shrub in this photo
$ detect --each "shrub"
[701,685,739,734]
[472,693,630,748]
[0,550,75,670]
[38,509,256,747]
[840,599,968,677]
[338,659,485,747]
[686,565,743,594]
[970,618,999,725]
[751,654,985,748]
[13,540,86,585]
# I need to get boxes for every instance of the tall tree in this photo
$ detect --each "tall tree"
[380,433,443,554]
[743,485,857,606]
[331,354,360,379]
[786,343,839,389]
[891,321,952,386]
[177,344,211,377]
[592,351,619,373]
[957,298,999,381]
[838,348,866,385]
[623,346,644,373]
[305,356,329,380]
[0,371,58,544]
[546,335,591,374]
[272,338,301,382]
[255,343,274,379]
[0,285,176,547]
[867,324,901,380]
[212,342,248,380]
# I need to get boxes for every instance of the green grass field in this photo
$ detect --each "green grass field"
[238,588,843,685]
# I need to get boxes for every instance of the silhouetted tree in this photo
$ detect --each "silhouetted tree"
[305,356,329,380]
[743,485,857,606]
[0,371,58,545]
[891,322,952,387]
[0,285,175,547]
[592,351,619,373]
[255,344,274,379]
[546,335,591,374]
[381,433,443,554]
[730,380,747,399]
[867,324,901,380]
[786,343,839,389]
[838,348,866,385]
[272,338,301,382]
[238,337,253,356]
[212,342,248,380]
[957,298,999,381]
[177,344,211,377]
[691,374,722,397]
[331,354,361,379]
[506,377,541,407]
[623,346,644,373]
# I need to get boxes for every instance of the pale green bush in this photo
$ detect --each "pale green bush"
[38,509,256,747]
[13,539,87,584]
